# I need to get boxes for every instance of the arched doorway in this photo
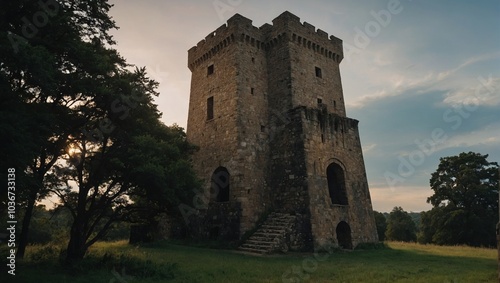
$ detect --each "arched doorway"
[211,167,230,202]
[327,163,348,205]
[336,221,352,249]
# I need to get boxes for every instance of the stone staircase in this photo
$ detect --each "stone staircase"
[238,212,296,254]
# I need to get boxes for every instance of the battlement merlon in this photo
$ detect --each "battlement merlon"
[271,11,343,58]
[187,11,344,70]
[187,13,256,70]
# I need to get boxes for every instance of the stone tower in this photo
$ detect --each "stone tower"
[186,11,378,251]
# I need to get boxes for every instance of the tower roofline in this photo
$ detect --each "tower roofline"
[188,12,344,70]
[188,11,342,53]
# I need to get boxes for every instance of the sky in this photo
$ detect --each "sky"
[107,0,500,212]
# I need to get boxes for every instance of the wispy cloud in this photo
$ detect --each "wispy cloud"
[433,123,500,153]
[362,143,377,153]
[347,52,500,109]
[443,76,500,107]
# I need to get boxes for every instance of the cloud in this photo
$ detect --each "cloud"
[434,52,500,81]
[443,76,500,107]
[353,82,500,198]
[362,143,377,153]
[347,52,500,109]
[433,123,500,153]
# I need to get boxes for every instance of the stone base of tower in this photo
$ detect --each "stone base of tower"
[182,202,242,242]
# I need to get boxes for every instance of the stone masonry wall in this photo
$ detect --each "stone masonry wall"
[186,11,378,249]
[233,16,271,233]
[302,108,378,248]
[187,19,242,240]
[187,14,272,238]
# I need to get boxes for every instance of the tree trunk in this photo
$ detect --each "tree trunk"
[16,189,38,258]
[65,216,88,264]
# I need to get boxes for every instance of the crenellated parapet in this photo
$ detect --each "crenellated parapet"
[187,11,344,71]
[187,23,236,71]
[270,11,344,63]
[302,107,359,134]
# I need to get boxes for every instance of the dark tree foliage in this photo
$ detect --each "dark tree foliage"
[1,0,120,258]
[419,152,499,247]
[385,206,417,242]
[373,211,387,241]
[0,0,200,262]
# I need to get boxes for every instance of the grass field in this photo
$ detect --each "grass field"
[2,241,497,283]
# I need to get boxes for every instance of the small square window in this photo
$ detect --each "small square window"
[260,125,265,132]
[315,67,322,78]
[207,64,214,76]
[317,98,323,104]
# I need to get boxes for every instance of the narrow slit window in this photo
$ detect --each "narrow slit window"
[207,64,214,76]
[251,87,255,95]
[207,96,214,120]
[315,67,322,78]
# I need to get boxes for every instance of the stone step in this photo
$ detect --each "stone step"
[263,222,289,227]
[238,246,268,254]
[265,219,293,225]
[261,224,288,230]
[270,214,295,219]
[266,219,295,224]
[252,231,282,237]
[248,235,279,241]
[269,213,294,217]
[268,215,294,220]
[241,243,274,250]
[245,239,275,246]
[259,228,286,234]
[239,212,296,254]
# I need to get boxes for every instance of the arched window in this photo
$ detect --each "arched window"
[327,163,348,205]
[211,167,230,202]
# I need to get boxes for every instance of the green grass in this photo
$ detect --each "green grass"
[2,241,497,282]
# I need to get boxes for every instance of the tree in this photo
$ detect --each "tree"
[373,211,387,241]
[49,67,200,263]
[385,207,417,242]
[1,1,201,263]
[1,0,120,258]
[421,152,499,247]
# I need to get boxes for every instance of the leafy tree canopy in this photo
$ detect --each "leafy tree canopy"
[385,206,417,242]
[419,152,499,247]
[373,211,387,241]
[0,0,200,261]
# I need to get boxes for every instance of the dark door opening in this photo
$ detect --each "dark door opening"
[336,221,353,249]
[209,226,220,240]
[211,167,230,202]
